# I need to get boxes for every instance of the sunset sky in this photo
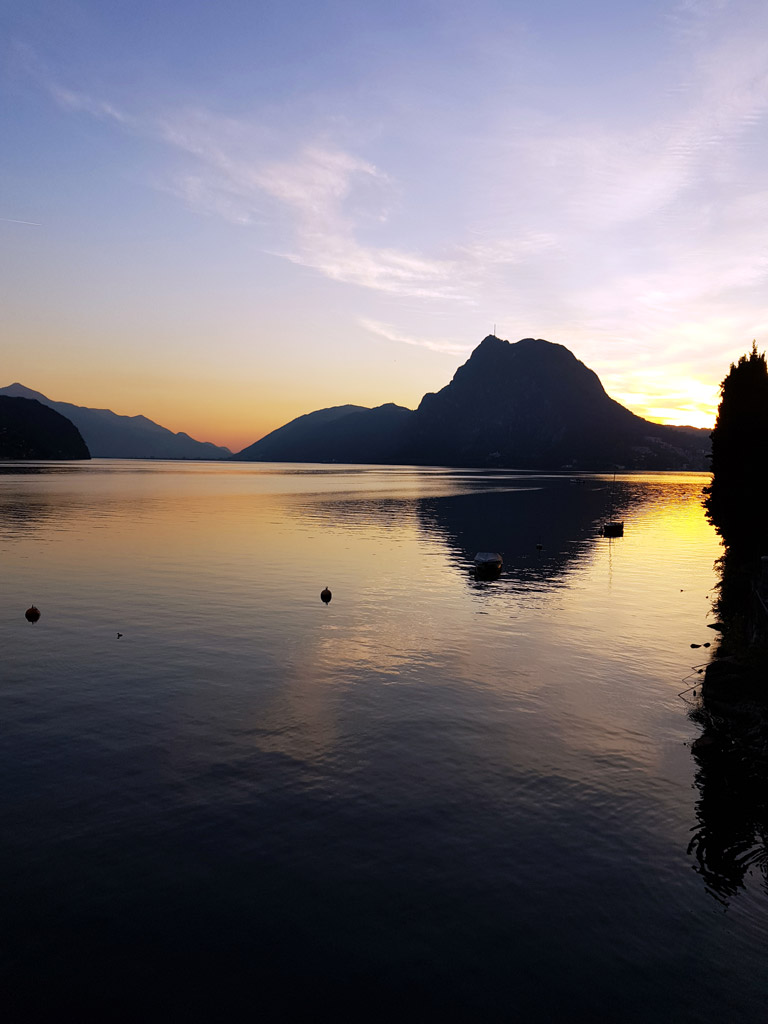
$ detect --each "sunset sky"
[3,0,768,452]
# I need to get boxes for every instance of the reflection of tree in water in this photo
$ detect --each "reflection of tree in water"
[688,548,768,905]
[688,702,768,904]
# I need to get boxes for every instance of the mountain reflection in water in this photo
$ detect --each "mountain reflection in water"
[295,473,647,591]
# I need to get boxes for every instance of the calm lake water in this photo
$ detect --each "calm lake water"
[1,461,766,1021]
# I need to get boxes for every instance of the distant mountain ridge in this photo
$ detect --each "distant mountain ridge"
[0,396,90,460]
[233,403,413,464]
[0,384,231,460]
[235,336,710,470]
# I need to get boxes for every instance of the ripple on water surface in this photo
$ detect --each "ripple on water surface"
[1,463,766,1021]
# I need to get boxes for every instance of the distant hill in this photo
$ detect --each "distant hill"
[234,335,711,470]
[0,396,90,460]
[233,405,367,462]
[0,384,231,460]
[233,403,414,463]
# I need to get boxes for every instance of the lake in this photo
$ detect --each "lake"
[1,461,766,1021]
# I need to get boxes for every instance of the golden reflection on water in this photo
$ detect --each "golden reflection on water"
[267,471,720,776]
[0,463,721,779]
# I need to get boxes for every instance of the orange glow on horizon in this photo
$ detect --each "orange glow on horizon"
[605,372,719,434]
[639,409,715,430]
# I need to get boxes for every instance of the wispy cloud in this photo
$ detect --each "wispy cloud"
[360,319,472,355]
[23,0,768,395]
[51,84,468,299]
[35,4,768,308]
[252,147,466,298]
[51,84,134,126]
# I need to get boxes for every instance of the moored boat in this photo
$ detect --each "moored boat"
[474,551,503,578]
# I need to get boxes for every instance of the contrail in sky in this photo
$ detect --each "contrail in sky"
[0,218,41,226]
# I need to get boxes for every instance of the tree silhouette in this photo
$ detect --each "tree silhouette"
[689,345,768,905]
[705,342,768,552]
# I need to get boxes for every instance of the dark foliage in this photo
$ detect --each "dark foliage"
[701,344,768,672]
[704,342,768,551]
[688,345,768,901]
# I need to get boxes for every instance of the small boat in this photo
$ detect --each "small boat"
[602,470,624,537]
[474,552,503,578]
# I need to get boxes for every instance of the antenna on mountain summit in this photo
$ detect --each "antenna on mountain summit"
[493,323,496,336]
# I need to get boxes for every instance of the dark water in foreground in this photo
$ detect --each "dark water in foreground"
[1,462,766,1021]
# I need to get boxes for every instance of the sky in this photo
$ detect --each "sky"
[2,0,768,452]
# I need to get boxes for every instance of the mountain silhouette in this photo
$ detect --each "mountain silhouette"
[233,403,413,463]
[0,384,231,460]
[235,336,710,469]
[410,336,708,468]
[0,397,90,460]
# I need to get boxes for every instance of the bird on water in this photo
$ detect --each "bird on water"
[320,586,332,604]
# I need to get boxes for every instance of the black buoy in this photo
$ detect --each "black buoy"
[25,605,41,623]
[320,586,332,604]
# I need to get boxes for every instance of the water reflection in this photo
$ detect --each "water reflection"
[0,497,57,532]
[0,491,159,537]
[7,462,766,1020]
[0,462,90,476]
[416,481,637,588]
[688,703,768,904]
[688,547,768,905]
[295,475,653,591]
